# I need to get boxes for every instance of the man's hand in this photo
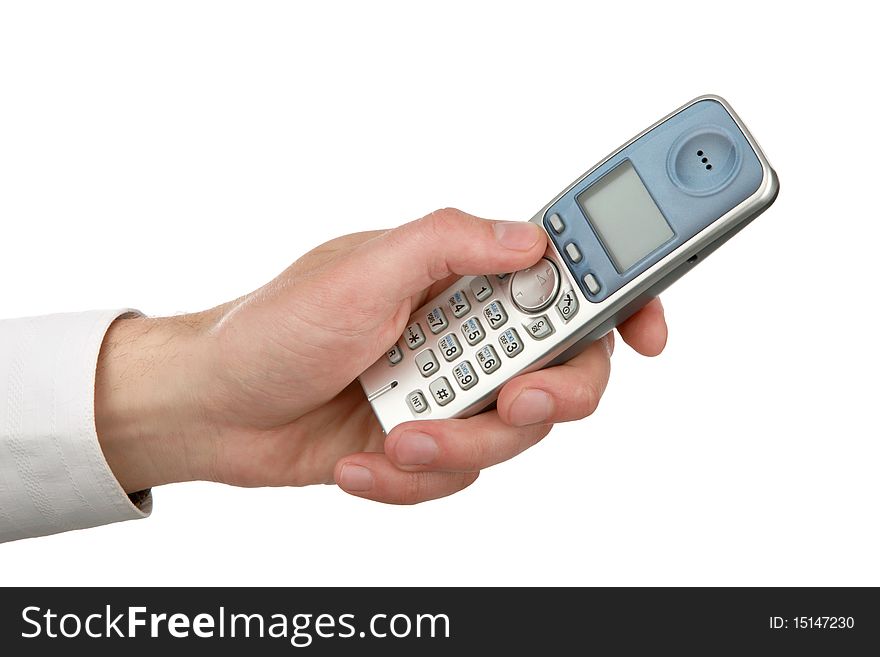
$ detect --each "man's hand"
[95,209,667,504]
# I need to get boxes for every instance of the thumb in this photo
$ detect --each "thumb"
[339,208,547,301]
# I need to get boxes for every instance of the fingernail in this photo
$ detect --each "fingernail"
[393,431,439,466]
[338,464,373,492]
[494,222,542,251]
[509,388,553,426]
[603,332,615,357]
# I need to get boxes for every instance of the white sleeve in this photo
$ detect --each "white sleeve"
[0,310,151,543]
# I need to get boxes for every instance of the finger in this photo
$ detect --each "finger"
[384,410,552,473]
[334,452,479,504]
[337,208,547,302]
[617,298,668,357]
[496,333,614,427]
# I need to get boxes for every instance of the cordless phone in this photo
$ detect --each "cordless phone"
[359,95,779,433]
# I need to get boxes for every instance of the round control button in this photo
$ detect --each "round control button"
[510,258,560,313]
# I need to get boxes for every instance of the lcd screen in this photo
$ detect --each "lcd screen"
[577,161,673,273]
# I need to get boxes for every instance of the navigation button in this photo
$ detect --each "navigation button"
[510,258,561,313]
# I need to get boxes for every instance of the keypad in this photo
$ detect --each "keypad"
[397,255,576,411]
[524,315,554,340]
[387,343,403,365]
[406,390,429,414]
[461,317,486,346]
[476,345,501,374]
[438,333,463,362]
[555,289,578,322]
[483,300,508,329]
[426,307,448,334]
[415,349,440,377]
[404,323,426,349]
[469,276,493,302]
[447,290,471,318]
[429,377,455,406]
[498,328,523,358]
[452,361,478,391]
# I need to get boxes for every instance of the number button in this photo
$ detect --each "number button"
[404,323,426,349]
[524,315,554,340]
[555,289,579,322]
[415,349,440,377]
[460,317,485,346]
[406,390,429,414]
[438,333,463,362]
[469,275,493,302]
[498,328,523,357]
[429,377,455,406]
[426,307,448,334]
[452,361,478,391]
[476,345,501,374]
[446,290,471,318]
[386,343,403,366]
[483,300,508,329]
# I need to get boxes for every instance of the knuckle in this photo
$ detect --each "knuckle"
[400,472,431,505]
[423,208,472,237]
[576,380,602,418]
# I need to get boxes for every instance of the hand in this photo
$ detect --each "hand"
[95,209,668,504]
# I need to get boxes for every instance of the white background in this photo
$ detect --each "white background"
[1,1,877,586]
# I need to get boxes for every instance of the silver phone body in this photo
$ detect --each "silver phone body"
[358,95,779,433]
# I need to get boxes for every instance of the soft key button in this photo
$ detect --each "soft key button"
[564,242,582,263]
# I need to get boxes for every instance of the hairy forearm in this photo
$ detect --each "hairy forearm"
[94,314,216,493]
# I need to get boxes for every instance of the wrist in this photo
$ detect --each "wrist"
[95,313,217,493]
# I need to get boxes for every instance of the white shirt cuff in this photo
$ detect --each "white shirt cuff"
[0,309,151,543]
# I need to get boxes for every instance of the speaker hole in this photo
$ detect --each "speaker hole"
[701,157,708,163]
[696,150,703,156]
[687,254,699,264]
[706,164,712,170]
